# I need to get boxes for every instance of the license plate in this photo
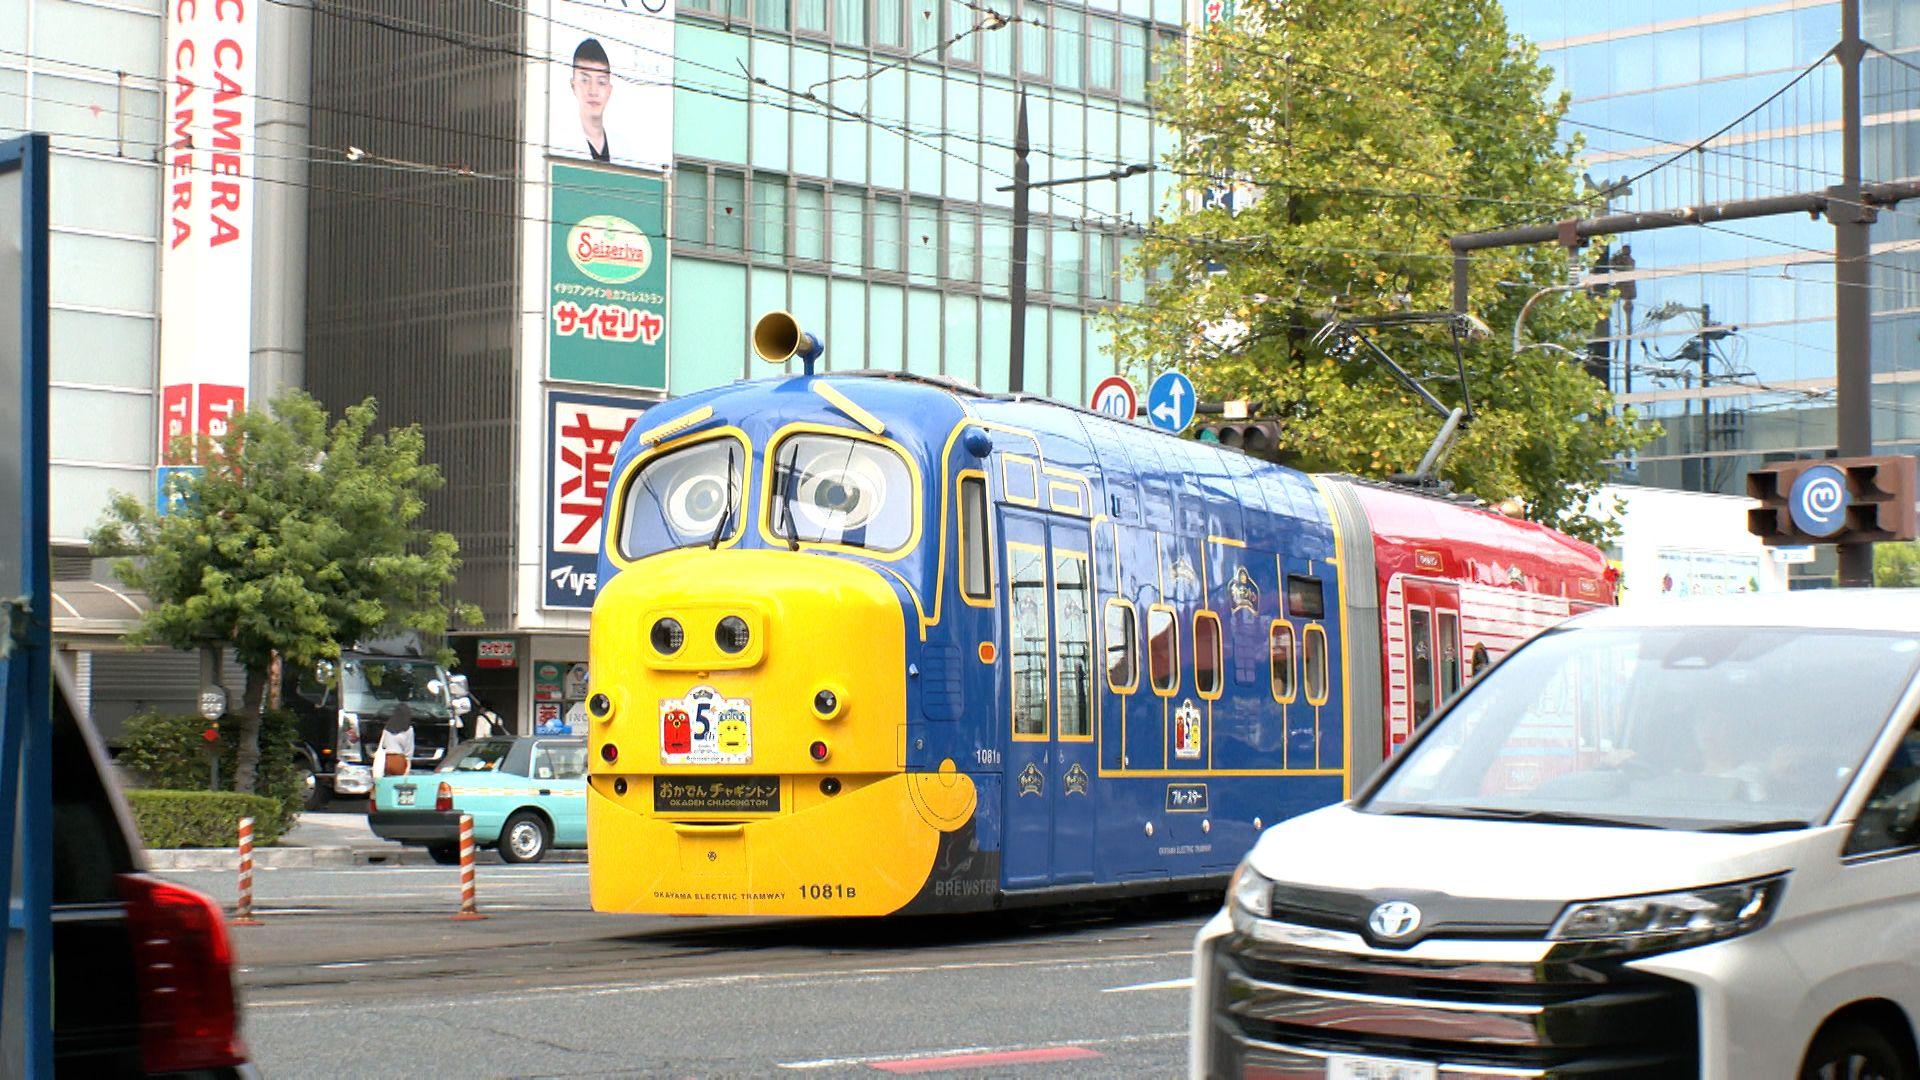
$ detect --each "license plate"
[1326,1055,1438,1080]
[396,787,416,807]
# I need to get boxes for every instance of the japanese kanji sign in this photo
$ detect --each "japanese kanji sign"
[549,164,669,390]
[545,390,650,609]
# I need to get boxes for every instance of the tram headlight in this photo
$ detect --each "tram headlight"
[716,615,751,654]
[1229,859,1273,918]
[651,617,684,655]
[812,686,843,721]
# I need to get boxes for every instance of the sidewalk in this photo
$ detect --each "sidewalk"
[143,808,587,870]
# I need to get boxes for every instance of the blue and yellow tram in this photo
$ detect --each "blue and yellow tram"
[583,313,1606,916]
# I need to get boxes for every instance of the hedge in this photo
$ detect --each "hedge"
[126,790,288,849]
[116,710,305,827]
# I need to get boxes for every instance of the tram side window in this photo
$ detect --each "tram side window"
[1011,546,1049,735]
[960,475,991,601]
[1147,604,1178,694]
[1194,613,1223,697]
[1104,600,1138,692]
[1286,575,1325,619]
[1437,611,1461,702]
[1055,553,1092,737]
[1270,621,1296,702]
[1409,609,1434,722]
[1304,624,1329,704]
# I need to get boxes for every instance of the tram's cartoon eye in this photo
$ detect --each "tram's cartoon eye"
[794,457,888,532]
[667,472,730,533]
[772,434,916,551]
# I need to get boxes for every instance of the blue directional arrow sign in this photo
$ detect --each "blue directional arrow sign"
[1789,464,1850,538]
[1147,371,1196,434]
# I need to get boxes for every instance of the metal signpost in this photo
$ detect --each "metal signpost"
[0,133,52,1078]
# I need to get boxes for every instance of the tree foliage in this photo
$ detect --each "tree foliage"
[1875,540,1920,588]
[91,391,479,793]
[1106,0,1653,542]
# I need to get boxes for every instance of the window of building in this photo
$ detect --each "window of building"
[960,475,991,601]
[713,169,747,251]
[1104,600,1138,692]
[834,0,867,45]
[875,0,905,49]
[1304,624,1329,705]
[1051,225,1083,299]
[946,207,977,283]
[1020,0,1050,80]
[1055,552,1092,738]
[1147,603,1178,695]
[872,195,903,272]
[795,0,829,34]
[793,183,826,262]
[751,174,788,259]
[1053,7,1083,90]
[1120,22,1148,100]
[982,10,1013,75]
[1194,611,1223,698]
[1011,544,1049,736]
[757,0,789,31]
[674,165,708,245]
[981,211,1012,295]
[1087,17,1118,93]
[910,0,941,52]
[830,190,865,272]
[907,198,941,283]
[947,0,978,64]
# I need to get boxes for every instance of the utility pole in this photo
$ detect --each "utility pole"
[1000,91,1152,395]
[1009,92,1030,394]
[1835,0,1873,586]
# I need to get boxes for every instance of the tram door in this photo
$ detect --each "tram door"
[1402,581,1463,739]
[1000,511,1098,890]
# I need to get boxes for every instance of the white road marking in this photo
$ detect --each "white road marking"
[251,949,1194,1013]
[1101,977,1194,994]
[776,1031,1185,1070]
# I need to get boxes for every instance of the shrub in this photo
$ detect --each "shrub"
[116,709,305,829]
[126,790,287,849]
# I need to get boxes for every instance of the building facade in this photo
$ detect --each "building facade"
[1509,0,1920,579]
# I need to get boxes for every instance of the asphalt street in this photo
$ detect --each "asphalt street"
[156,862,1210,1078]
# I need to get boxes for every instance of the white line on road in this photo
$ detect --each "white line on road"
[776,1030,1186,1070]
[1101,976,1194,993]
[250,949,1193,1014]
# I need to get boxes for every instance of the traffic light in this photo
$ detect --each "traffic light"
[1746,454,1918,545]
[1195,419,1285,456]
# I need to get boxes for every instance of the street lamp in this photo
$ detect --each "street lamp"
[995,90,1153,393]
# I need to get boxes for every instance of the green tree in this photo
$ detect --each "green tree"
[1875,540,1920,587]
[1107,0,1652,542]
[91,391,479,793]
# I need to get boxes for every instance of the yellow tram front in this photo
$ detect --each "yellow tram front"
[584,330,977,917]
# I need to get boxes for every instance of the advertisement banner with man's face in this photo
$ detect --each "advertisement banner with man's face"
[548,165,669,390]
[547,0,674,171]
[545,389,651,609]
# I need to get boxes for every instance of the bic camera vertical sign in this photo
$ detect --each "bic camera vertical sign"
[548,165,669,391]
[545,391,650,610]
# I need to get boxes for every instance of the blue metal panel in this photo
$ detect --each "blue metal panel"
[0,133,52,1078]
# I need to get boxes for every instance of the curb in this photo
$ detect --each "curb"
[144,845,589,870]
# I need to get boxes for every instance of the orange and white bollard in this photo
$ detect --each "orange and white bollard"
[233,816,262,926]
[452,812,486,921]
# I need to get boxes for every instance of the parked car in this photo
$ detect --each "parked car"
[1193,590,1920,1080]
[53,660,253,1075]
[368,736,586,864]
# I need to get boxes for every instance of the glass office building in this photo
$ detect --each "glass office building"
[664,0,1184,398]
[1507,1,1920,497]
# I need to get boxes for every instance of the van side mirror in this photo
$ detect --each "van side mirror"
[448,674,471,699]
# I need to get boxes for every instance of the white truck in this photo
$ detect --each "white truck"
[1595,484,1790,603]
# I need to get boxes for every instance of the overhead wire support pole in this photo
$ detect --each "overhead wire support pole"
[1008,90,1029,394]
[1835,0,1874,587]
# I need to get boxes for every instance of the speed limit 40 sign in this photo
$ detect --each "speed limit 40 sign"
[1089,376,1138,421]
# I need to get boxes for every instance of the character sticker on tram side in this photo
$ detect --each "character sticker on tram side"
[1229,567,1259,614]
[1063,762,1089,796]
[661,685,754,765]
[1017,762,1044,797]
[1174,700,1203,760]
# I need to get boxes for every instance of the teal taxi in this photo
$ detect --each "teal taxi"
[369,736,587,863]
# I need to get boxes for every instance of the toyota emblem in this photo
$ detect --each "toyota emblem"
[1368,900,1422,941]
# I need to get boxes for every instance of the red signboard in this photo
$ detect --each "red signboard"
[476,639,517,669]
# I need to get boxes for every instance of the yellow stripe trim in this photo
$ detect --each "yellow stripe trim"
[637,405,714,446]
[812,382,886,435]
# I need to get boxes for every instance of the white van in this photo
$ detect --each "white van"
[1192,591,1920,1080]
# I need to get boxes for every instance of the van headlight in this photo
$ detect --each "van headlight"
[1549,875,1785,956]
[1229,860,1272,918]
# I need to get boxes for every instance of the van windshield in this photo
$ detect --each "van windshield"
[1363,626,1920,831]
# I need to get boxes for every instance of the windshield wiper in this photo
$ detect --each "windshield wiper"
[1381,805,1661,829]
[774,440,801,551]
[1695,819,1810,834]
[708,444,737,550]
